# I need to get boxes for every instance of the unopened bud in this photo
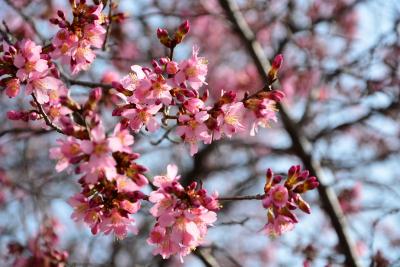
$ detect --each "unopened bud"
[57,10,65,19]
[157,28,171,48]
[49,18,60,25]
[166,61,179,75]
[174,20,190,44]
[272,54,283,70]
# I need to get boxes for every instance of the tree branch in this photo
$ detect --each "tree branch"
[31,93,65,135]
[217,0,361,266]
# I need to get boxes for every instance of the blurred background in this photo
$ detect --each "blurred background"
[0,0,399,266]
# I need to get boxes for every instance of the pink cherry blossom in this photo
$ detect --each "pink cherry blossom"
[263,214,295,236]
[99,208,139,239]
[215,102,246,139]
[148,165,218,261]
[176,112,212,156]
[79,125,117,183]
[26,76,63,104]
[175,46,208,90]
[122,104,162,133]
[108,123,134,153]
[263,184,289,208]
[70,41,96,75]
[50,137,82,172]
[13,39,48,81]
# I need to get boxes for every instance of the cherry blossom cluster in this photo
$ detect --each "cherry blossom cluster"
[0,39,65,106]
[49,0,106,75]
[148,164,219,261]
[0,10,320,263]
[50,120,149,238]
[6,218,68,267]
[112,27,285,155]
[261,166,319,236]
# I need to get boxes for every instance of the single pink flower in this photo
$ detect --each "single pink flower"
[13,39,48,81]
[216,102,246,139]
[263,215,295,236]
[176,112,211,156]
[175,46,208,90]
[122,104,162,133]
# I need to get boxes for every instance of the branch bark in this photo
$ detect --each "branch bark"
[217,0,361,266]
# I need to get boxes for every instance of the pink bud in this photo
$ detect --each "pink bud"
[49,18,60,25]
[7,110,24,120]
[178,20,190,34]
[89,87,102,101]
[166,61,179,75]
[272,54,283,69]
[5,78,20,98]
[57,10,65,19]
[156,28,168,39]
[159,57,169,65]
[29,112,39,120]
[273,175,282,184]
[266,168,273,179]
[288,166,296,177]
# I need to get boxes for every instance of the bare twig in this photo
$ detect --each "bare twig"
[31,93,65,134]
[102,0,113,51]
[217,194,264,201]
[0,128,49,138]
[4,0,45,42]
[194,248,221,267]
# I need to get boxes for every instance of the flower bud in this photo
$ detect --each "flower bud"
[156,28,171,48]
[272,54,283,70]
[166,61,179,75]
[57,10,65,19]
[174,20,190,44]
[5,78,20,98]
[7,110,24,120]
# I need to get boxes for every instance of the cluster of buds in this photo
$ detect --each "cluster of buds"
[6,219,68,267]
[49,0,106,74]
[157,20,190,48]
[148,165,219,261]
[261,166,319,236]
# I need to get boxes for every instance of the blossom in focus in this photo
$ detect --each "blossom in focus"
[261,166,319,236]
[175,46,208,90]
[50,2,105,75]
[148,164,219,261]
[122,104,162,133]
[13,39,48,81]
[176,111,211,156]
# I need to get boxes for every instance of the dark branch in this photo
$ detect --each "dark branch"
[217,0,361,266]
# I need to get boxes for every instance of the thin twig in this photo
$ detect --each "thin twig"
[31,93,65,134]
[217,194,264,201]
[4,0,45,42]
[0,128,50,138]
[101,0,113,51]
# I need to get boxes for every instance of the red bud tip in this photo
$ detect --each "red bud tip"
[157,28,168,38]
[266,168,273,179]
[178,20,190,34]
[272,54,283,69]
